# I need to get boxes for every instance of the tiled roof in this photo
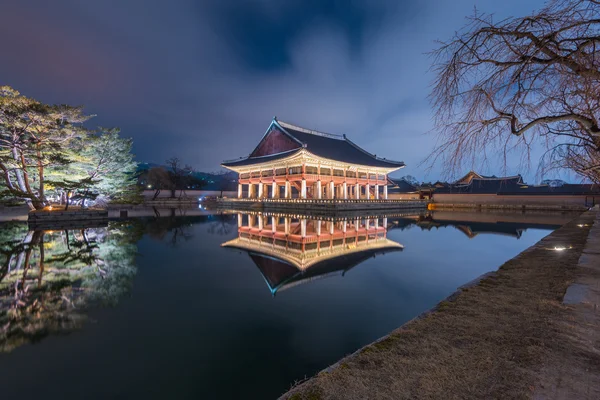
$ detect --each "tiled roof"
[436,177,524,194]
[388,179,418,193]
[502,183,600,195]
[277,120,405,168]
[222,118,405,169]
[435,178,599,195]
[248,246,403,294]
[221,148,302,167]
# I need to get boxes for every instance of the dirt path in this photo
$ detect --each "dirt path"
[282,210,598,400]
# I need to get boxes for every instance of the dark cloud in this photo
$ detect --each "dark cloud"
[1,0,551,180]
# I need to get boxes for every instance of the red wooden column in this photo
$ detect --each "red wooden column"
[383,174,388,199]
[285,166,290,199]
[343,169,348,199]
[301,163,307,198]
[271,167,277,198]
[330,166,334,199]
[316,164,322,199]
[258,170,264,198]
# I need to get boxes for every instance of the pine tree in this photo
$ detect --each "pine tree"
[0,86,90,209]
[1,86,140,209]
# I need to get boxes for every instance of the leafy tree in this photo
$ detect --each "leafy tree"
[0,86,90,209]
[48,128,141,206]
[0,86,139,209]
[429,0,600,183]
[0,221,141,352]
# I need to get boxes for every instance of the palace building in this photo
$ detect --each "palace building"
[221,118,405,200]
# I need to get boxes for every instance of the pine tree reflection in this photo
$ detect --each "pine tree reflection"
[0,221,140,353]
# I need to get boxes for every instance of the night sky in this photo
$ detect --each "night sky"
[1,0,548,180]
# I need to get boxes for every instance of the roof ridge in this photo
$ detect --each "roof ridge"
[344,137,405,165]
[222,156,248,163]
[249,148,301,159]
[221,148,301,164]
[471,175,522,181]
[277,120,345,140]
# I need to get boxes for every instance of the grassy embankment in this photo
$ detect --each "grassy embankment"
[283,211,597,400]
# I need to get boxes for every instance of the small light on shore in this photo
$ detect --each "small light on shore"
[550,245,572,252]
[48,206,53,211]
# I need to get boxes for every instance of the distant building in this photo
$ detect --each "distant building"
[387,178,420,200]
[387,178,439,200]
[453,170,510,185]
[221,118,405,200]
[433,170,600,209]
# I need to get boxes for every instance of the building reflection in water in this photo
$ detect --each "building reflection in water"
[0,221,140,353]
[410,210,567,239]
[222,212,405,295]
[222,209,574,295]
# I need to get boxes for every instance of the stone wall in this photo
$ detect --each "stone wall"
[28,209,109,222]
[432,193,599,211]
[388,193,421,200]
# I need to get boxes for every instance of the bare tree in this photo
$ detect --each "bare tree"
[165,157,194,198]
[429,0,600,183]
[212,170,236,197]
[146,167,172,200]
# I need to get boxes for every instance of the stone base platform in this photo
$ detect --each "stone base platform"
[217,198,429,213]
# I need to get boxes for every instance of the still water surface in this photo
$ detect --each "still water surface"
[0,209,573,399]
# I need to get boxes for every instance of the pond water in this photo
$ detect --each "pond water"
[0,208,575,399]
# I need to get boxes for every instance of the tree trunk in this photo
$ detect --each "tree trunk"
[20,246,33,288]
[11,148,27,194]
[17,149,45,209]
[30,199,45,210]
[37,145,46,205]
[82,189,90,209]
[11,148,36,209]
[38,233,45,288]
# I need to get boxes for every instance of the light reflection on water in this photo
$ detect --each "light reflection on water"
[0,208,575,399]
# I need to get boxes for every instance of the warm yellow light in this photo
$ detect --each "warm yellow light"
[550,245,572,252]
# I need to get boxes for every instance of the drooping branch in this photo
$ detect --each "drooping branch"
[428,0,600,181]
